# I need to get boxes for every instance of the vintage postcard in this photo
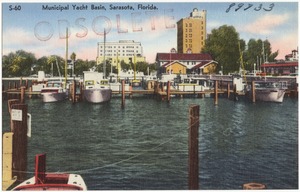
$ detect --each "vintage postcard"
[1,0,298,190]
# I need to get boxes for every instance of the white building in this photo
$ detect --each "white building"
[96,40,146,66]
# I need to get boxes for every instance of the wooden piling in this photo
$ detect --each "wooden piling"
[25,79,28,89]
[20,86,26,104]
[11,103,28,182]
[2,132,17,190]
[188,105,199,190]
[80,82,84,101]
[214,80,218,105]
[252,81,256,103]
[121,80,125,109]
[233,84,237,101]
[71,80,76,104]
[243,183,266,189]
[227,82,230,99]
[28,86,33,99]
[167,81,171,102]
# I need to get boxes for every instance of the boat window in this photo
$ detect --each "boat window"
[190,80,197,84]
[85,80,94,86]
[101,80,109,85]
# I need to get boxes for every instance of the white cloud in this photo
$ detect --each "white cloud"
[243,13,290,35]
[2,14,177,63]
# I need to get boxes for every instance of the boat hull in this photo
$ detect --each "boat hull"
[255,88,285,103]
[12,174,87,191]
[41,92,67,103]
[84,88,112,103]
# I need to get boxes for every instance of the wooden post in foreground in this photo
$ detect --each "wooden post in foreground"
[11,103,28,182]
[214,80,218,105]
[121,80,125,109]
[252,81,256,103]
[2,132,17,190]
[188,105,199,190]
[243,183,266,189]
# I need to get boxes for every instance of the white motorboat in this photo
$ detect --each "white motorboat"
[253,81,287,103]
[40,81,67,102]
[83,71,112,103]
[12,154,87,191]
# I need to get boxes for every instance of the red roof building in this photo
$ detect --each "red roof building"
[261,61,298,75]
[156,53,217,75]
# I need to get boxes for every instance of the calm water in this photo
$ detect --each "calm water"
[2,96,298,190]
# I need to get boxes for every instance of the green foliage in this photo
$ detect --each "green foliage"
[2,50,36,77]
[243,39,278,71]
[202,25,241,74]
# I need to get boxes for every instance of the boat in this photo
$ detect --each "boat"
[83,71,112,103]
[177,77,212,92]
[12,153,87,191]
[252,81,287,102]
[108,76,131,92]
[40,81,67,102]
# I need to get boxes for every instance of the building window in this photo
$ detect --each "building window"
[189,23,192,27]
[189,29,192,32]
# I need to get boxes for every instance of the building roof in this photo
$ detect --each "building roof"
[191,61,217,69]
[156,53,213,61]
[161,60,187,68]
[261,61,298,68]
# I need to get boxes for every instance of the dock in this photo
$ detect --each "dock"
[2,75,298,103]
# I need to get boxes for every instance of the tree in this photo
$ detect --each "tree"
[70,52,76,61]
[46,55,65,77]
[202,25,243,74]
[243,39,278,71]
[2,50,36,77]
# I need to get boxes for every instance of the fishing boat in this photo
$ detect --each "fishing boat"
[12,154,87,191]
[83,71,112,103]
[40,81,67,102]
[252,81,287,103]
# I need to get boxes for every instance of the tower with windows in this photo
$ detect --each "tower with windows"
[177,8,207,54]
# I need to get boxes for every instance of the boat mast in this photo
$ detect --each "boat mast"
[65,28,68,89]
[134,54,136,80]
[117,51,120,81]
[238,41,247,84]
[103,29,106,78]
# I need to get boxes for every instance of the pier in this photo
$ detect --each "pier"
[2,75,298,104]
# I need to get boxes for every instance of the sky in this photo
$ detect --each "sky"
[1,0,298,63]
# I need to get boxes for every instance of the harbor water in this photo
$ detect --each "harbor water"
[2,97,298,190]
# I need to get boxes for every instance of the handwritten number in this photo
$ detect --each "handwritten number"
[254,4,262,11]
[226,3,235,13]
[235,3,244,11]
[263,3,275,11]
[244,4,253,11]
[226,3,274,12]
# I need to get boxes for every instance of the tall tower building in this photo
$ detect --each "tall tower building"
[177,8,207,54]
